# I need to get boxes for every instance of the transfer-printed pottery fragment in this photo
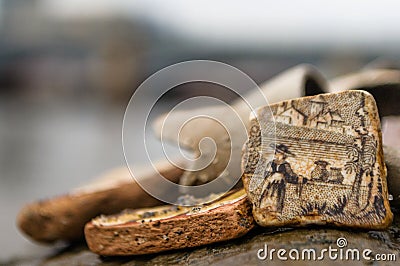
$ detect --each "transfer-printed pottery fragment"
[242,90,393,229]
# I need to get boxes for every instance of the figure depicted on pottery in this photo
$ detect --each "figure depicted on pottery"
[311,160,330,182]
[259,144,305,212]
[328,167,344,184]
[241,90,393,229]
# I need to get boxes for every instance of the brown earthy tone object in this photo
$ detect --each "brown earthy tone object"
[17,161,183,243]
[84,189,254,256]
[242,90,393,229]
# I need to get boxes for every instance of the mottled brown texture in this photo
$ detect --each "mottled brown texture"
[17,162,183,243]
[84,190,254,256]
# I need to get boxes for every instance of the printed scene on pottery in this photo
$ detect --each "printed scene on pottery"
[242,91,392,228]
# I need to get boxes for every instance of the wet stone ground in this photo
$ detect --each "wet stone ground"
[6,208,400,266]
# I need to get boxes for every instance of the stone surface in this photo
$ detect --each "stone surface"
[5,211,400,265]
[242,90,393,229]
[84,189,254,256]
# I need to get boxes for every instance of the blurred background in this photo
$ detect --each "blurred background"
[1,0,400,262]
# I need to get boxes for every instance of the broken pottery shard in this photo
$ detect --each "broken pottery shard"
[242,90,393,229]
[17,160,183,243]
[84,189,254,256]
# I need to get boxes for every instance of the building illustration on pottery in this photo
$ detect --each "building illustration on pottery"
[241,90,392,229]
[275,95,352,134]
